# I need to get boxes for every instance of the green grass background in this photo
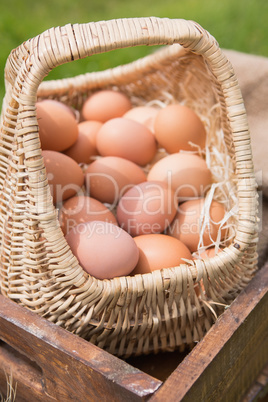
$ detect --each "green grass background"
[0,0,267,107]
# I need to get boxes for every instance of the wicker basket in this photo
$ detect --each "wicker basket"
[0,17,259,358]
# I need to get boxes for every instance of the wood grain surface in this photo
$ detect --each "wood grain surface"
[1,262,267,401]
[149,263,268,402]
[0,295,161,401]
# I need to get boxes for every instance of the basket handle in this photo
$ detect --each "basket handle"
[4,17,251,169]
[5,18,224,98]
[10,17,256,231]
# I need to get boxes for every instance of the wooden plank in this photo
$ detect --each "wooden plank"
[150,263,268,402]
[241,361,268,401]
[0,342,43,402]
[0,295,162,401]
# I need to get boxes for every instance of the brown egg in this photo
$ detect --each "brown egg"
[42,150,84,204]
[36,100,79,151]
[147,153,212,199]
[96,117,157,166]
[78,120,102,149]
[123,106,159,132]
[167,198,227,252]
[65,221,139,279]
[131,234,193,275]
[64,120,102,163]
[116,181,178,236]
[154,104,206,153]
[84,156,147,205]
[199,247,223,259]
[81,90,132,122]
[56,101,78,119]
[195,246,223,296]
[59,195,118,235]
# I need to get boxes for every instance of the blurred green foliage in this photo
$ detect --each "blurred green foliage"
[0,0,267,106]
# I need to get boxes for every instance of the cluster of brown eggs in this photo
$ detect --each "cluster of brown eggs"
[37,89,226,280]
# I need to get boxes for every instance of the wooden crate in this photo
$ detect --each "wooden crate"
[0,258,267,401]
[1,197,268,402]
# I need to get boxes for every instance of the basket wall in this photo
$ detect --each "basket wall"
[0,17,258,357]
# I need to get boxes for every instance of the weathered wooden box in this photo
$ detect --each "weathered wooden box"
[0,259,267,401]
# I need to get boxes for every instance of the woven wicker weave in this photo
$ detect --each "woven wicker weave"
[0,17,259,357]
